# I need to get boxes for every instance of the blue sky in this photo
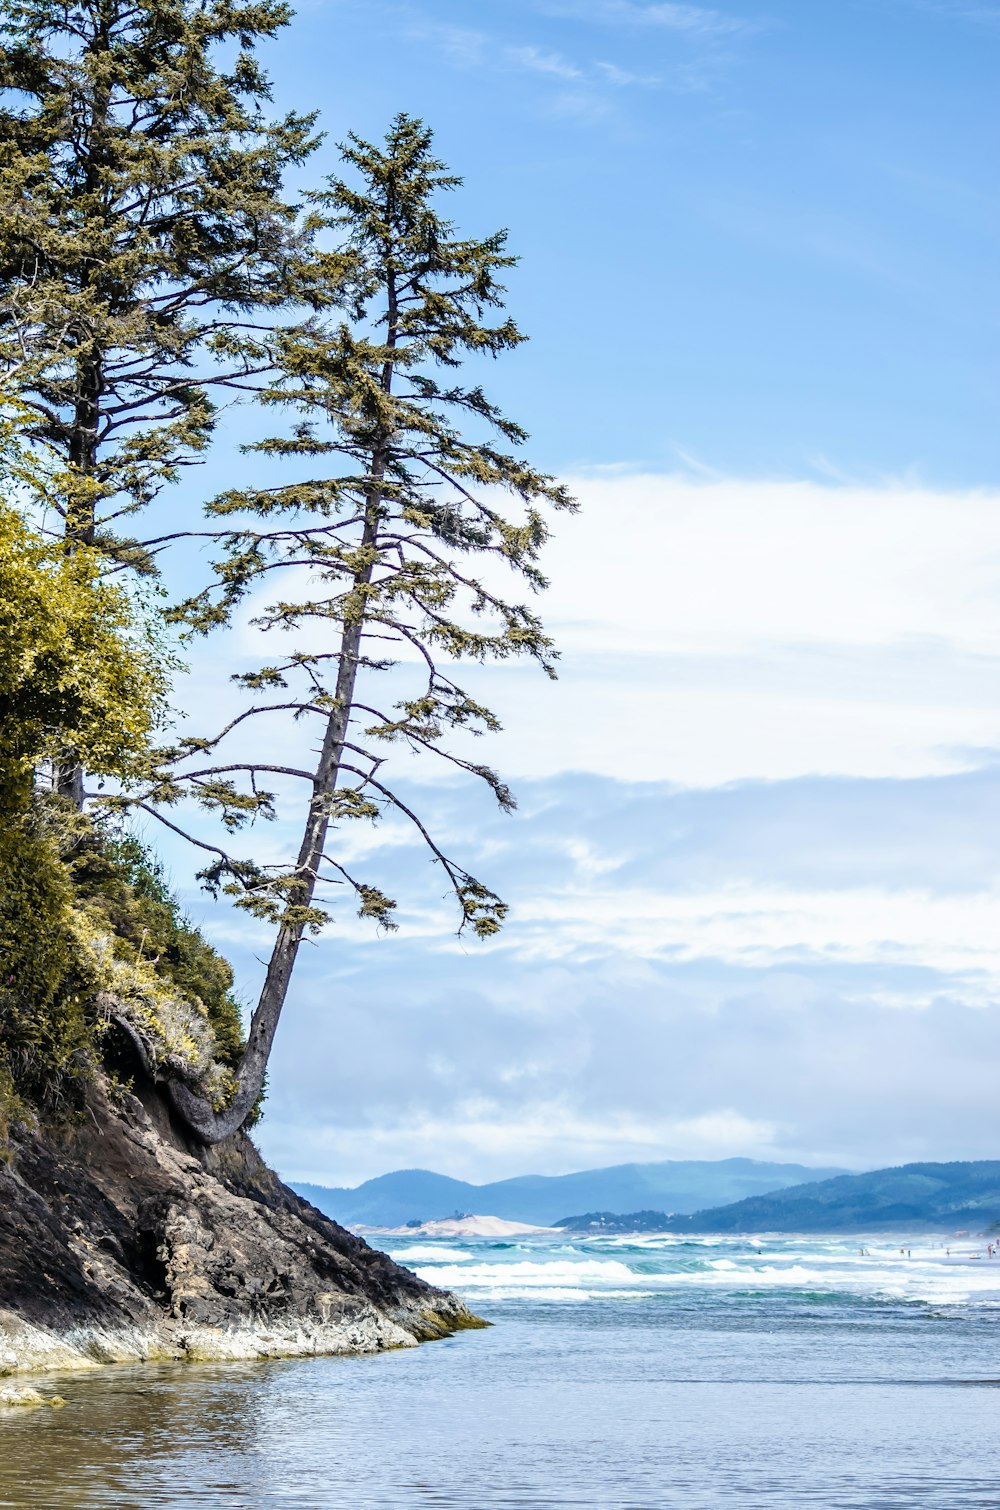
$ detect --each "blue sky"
[159,0,1000,1185]
[261,0,1000,483]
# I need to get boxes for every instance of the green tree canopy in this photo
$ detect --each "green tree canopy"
[0,0,322,560]
[0,486,169,809]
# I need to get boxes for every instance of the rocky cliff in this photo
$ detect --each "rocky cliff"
[0,1074,482,1377]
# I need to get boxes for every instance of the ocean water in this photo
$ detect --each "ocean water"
[4,1231,1000,1508]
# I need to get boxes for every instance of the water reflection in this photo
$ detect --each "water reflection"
[3,1288,1000,1507]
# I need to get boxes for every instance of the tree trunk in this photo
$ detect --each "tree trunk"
[167,261,403,1145]
[54,350,102,805]
[166,473,385,1144]
[57,31,107,804]
[66,351,101,546]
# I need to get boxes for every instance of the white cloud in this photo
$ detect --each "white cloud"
[159,468,1000,1185]
[200,762,1000,1184]
[415,30,652,113]
[169,470,1000,820]
[266,1101,782,1185]
[469,472,1000,785]
[546,473,1000,659]
[406,22,488,67]
[629,0,750,31]
[503,881,1000,987]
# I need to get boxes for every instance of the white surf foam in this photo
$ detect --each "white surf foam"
[414,1258,636,1290]
[464,1287,657,1303]
[414,1237,1000,1307]
[391,1246,476,1264]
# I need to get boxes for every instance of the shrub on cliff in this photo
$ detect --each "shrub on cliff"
[0,489,163,1112]
[0,498,169,812]
[0,803,251,1122]
[70,827,245,1074]
[0,494,246,1120]
[0,814,96,1113]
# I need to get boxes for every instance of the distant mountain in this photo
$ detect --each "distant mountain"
[554,1211,675,1234]
[289,1158,848,1229]
[580,1161,1000,1234]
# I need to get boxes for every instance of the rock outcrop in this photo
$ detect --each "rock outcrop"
[0,1075,483,1376]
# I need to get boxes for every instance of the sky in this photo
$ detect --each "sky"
[157,0,1000,1187]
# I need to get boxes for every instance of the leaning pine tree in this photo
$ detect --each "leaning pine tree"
[142,115,577,1143]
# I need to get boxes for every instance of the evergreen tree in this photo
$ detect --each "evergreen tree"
[0,0,322,564]
[0,408,170,812]
[141,115,576,1142]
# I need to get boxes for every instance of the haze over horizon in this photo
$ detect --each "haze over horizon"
[295,1153,861,1194]
[149,0,1000,1186]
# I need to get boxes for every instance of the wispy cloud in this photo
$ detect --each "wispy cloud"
[623,0,751,32]
[543,0,754,36]
[407,20,661,114]
[506,44,584,79]
[548,89,615,123]
[902,0,1000,21]
[404,21,490,66]
[507,881,1000,982]
[245,764,1000,1183]
[594,59,661,85]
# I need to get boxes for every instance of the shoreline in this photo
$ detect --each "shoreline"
[0,1075,485,1385]
[0,1299,487,1383]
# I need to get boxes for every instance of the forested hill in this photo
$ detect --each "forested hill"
[291,1158,847,1228]
[565,1162,1000,1234]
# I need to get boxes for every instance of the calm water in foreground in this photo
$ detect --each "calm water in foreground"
[4,1232,1000,1508]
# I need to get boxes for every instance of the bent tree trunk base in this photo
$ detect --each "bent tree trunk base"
[167,916,303,1145]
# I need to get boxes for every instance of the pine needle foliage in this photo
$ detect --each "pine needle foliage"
[143,115,577,1142]
[0,0,322,563]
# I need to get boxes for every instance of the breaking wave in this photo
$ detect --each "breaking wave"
[394,1233,1000,1308]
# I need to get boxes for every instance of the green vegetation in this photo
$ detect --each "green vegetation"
[0,440,246,1126]
[0,494,169,811]
[0,0,319,557]
[72,828,246,1072]
[0,812,95,1116]
[0,798,251,1133]
[0,0,569,1147]
[553,1212,679,1234]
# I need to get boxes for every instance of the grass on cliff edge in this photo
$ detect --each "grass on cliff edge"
[0,798,249,1134]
